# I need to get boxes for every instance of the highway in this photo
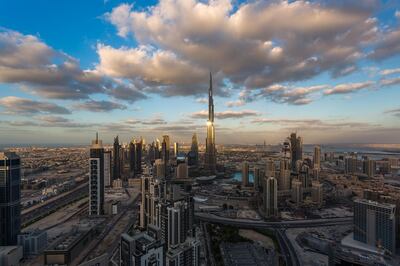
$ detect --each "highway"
[195,212,353,266]
[195,212,353,228]
[276,228,301,266]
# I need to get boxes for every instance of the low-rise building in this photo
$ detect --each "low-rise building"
[18,229,48,256]
[0,246,23,266]
[43,226,96,265]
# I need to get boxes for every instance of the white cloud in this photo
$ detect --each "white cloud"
[380,77,400,87]
[190,109,259,119]
[323,81,374,95]
[73,100,127,112]
[104,0,378,95]
[379,68,400,76]
[0,96,71,115]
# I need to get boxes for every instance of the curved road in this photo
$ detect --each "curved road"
[195,212,353,266]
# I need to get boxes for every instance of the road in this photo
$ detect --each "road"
[195,212,353,228]
[195,212,352,266]
[276,228,301,266]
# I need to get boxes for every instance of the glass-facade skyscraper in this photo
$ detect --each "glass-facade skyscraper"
[204,73,217,174]
[0,151,21,245]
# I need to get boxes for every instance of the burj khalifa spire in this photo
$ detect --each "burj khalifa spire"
[204,72,217,174]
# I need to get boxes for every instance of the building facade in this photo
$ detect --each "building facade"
[0,152,21,246]
[89,134,105,216]
[353,199,396,254]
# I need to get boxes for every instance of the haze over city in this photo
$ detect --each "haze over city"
[1,0,400,145]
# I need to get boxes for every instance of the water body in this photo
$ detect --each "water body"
[232,171,254,183]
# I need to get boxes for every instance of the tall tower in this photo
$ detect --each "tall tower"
[0,152,21,245]
[113,135,121,180]
[242,161,249,187]
[89,133,105,216]
[313,145,321,170]
[205,73,217,174]
[189,133,199,166]
[265,176,278,217]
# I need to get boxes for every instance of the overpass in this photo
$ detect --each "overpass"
[196,212,353,266]
[195,212,353,229]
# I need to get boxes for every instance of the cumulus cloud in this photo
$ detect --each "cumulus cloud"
[103,0,378,95]
[196,97,208,104]
[0,29,148,103]
[1,116,95,128]
[258,84,327,105]
[225,100,245,107]
[369,28,400,60]
[323,81,374,95]
[0,96,71,115]
[125,118,167,125]
[74,100,127,112]
[0,29,107,99]
[379,68,400,76]
[190,109,259,119]
[251,117,379,131]
[380,77,400,87]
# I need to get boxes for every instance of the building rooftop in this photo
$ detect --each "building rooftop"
[341,233,383,255]
[0,151,19,160]
[0,246,22,256]
[354,198,396,209]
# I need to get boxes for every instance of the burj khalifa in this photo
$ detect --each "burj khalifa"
[204,73,217,174]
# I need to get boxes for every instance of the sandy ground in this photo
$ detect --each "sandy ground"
[236,209,261,220]
[239,229,275,250]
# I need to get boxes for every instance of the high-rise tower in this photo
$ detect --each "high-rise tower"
[205,73,217,174]
[89,133,105,216]
[113,135,121,180]
[0,152,21,245]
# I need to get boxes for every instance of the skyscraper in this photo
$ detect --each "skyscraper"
[313,145,321,170]
[345,154,358,174]
[190,133,199,166]
[279,159,291,191]
[120,232,164,266]
[89,133,105,216]
[176,163,188,179]
[128,140,135,178]
[104,150,112,187]
[173,142,179,158]
[290,133,303,172]
[135,138,143,174]
[0,151,21,246]
[113,135,121,180]
[242,161,249,187]
[353,199,396,254]
[311,180,323,207]
[363,157,376,178]
[253,166,261,191]
[265,177,278,217]
[265,159,275,178]
[291,179,303,205]
[204,73,217,174]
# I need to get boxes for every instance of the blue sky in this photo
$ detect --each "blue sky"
[0,0,400,145]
